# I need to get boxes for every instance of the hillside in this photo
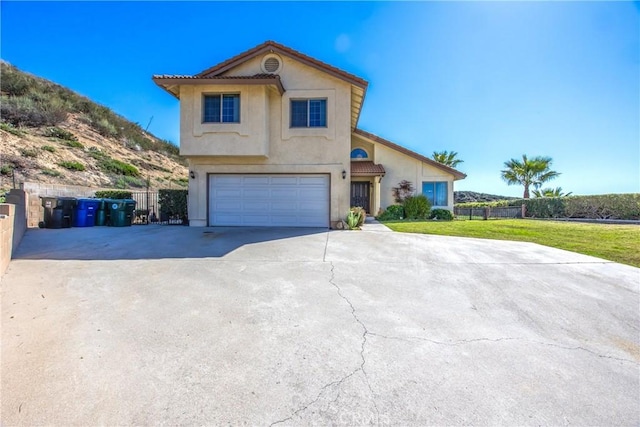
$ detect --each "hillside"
[454,191,517,204]
[0,61,187,191]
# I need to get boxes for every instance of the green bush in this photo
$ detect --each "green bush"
[98,158,140,177]
[460,194,640,220]
[562,194,640,220]
[403,195,431,220]
[41,145,56,153]
[0,122,25,137]
[95,190,132,199]
[430,208,454,220]
[114,176,147,189]
[376,204,404,221]
[44,126,77,141]
[158,189,188,221]
[455,200,512,208]
[58,160,85,171]
[41,168,61,177]
[0,165,14,176]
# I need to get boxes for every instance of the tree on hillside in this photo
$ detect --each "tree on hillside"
[532,187,572,198]
[500,155,560,199]
[432,150,464,168]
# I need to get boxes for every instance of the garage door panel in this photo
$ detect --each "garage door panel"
[209,174,329,227]
[244,176,270,185]
[270,176,299,185]
[243,189,270,199]
[214,176,243,186]
[299,176,328,186]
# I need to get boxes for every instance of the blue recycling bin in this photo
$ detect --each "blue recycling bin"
[72,198,101,227]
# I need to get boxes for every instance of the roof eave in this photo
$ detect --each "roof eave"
[151,76,286,96]
[353,128,467,180]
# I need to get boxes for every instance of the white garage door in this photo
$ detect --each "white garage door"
[209,174,330,227]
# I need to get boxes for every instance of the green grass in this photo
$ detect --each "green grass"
[384,219,640,267]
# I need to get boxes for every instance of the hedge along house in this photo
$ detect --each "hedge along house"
[153,41,465,228]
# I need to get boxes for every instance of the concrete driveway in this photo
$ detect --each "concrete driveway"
[2,225,638,425]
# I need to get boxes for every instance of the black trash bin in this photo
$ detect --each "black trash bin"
[40,196,77,228]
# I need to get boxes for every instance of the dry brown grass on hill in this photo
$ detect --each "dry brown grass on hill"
[1,114,187,191]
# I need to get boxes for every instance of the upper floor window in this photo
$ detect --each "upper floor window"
[422,181,448,206]
[351,148,368,159]
[290,99,326,128]
[203,94,240,123]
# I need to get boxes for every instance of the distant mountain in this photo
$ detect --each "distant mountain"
[0,61,186,190]
[454,191,518,204]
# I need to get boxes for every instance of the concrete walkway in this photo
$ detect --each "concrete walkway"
[2,226,638,425]
[362,216,392,232]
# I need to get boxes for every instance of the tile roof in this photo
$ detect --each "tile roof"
[353,129,467,180]
[351,161,386,176]
[152,73,279,80]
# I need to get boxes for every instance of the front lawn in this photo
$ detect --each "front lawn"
[383,219,640,267]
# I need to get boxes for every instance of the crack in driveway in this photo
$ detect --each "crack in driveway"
[269,261,380,426]
[367,333,639,365]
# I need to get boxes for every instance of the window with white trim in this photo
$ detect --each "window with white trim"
[203,94,240,123]
[290,99,327,128]
[422,181,448,206]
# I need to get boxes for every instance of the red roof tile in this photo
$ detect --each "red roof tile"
[351,161,386,176]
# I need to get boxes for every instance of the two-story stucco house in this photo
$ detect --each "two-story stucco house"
[153,41,465,228]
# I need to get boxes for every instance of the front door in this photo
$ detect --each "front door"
[350,182,370,213]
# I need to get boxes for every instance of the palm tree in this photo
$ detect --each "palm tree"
[501,155,560,199]
[432,150,464,168]
[532,187,572,198]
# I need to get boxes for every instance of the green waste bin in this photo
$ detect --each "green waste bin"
[95,199,108,226]
[107,199,136,227]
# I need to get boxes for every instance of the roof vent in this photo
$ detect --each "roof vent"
[261,54,282,74]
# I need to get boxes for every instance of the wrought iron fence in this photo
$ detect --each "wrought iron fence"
[454,206,522,220]
[130,190,188,225]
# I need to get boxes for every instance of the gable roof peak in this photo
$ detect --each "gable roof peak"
[196,40,368,89]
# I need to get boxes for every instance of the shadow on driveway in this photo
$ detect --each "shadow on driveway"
[14,225,329,261]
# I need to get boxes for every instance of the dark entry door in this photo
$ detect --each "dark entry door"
[350,182,370,213]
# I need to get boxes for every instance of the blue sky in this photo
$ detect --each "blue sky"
[2,1,638,196]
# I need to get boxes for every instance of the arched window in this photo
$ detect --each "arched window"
[350,148,368,159]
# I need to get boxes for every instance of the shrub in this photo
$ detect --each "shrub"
[19,148,38,158]
[58,160,85,171]
[392,180,415,203]
[460,194,640,220]
[158,189,188,221]
[376,204,404,221]
[0,122,25,137]
[44,126,77,141]
[63,140,84,149]
[114,176,146,189]
[41,168,61,177]
[95,190,132,199]
[455,200,512,208]
[97,158,140,177]
[562,194,640,220]
[403,195,431,220]
[430,208,454,221]
[0,165,14,176]
[41,145,56,153]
